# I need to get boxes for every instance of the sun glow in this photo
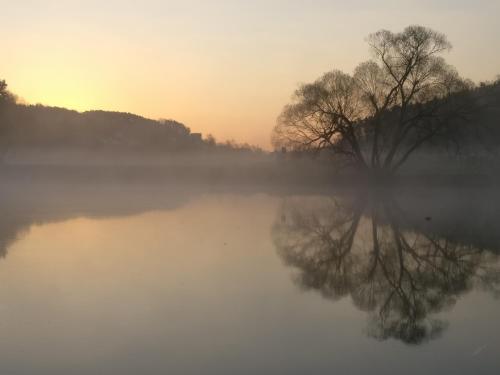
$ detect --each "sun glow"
[2,0,499,148]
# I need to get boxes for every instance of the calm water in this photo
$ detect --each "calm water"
[0,185,499,374]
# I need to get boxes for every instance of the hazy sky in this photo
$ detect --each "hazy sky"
[3,0,499,148]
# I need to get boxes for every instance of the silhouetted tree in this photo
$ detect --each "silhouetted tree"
[272,26,475,176]
[0,79,17,160]
[0,80,15,105]
[205,134,216,147]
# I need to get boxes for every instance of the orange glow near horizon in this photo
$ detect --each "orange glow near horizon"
[3,1,500,149]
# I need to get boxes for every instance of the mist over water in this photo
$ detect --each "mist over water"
[0,182,499,374]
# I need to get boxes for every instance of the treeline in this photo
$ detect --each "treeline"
[272,26,500,179]
[0,80,263,158]
[279,79,500,161]
[469,80,500,153]
[362,79,500,158]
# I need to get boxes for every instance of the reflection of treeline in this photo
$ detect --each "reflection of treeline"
[0,183,195,258]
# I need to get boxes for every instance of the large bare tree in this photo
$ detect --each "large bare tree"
[272,26,475,175]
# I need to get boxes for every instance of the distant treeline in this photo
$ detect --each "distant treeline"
[1,77,500,182]
[0,82,262,157]
[280,80,500,162]
[469,80,500,153]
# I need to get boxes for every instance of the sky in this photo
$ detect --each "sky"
[2,0,499,148]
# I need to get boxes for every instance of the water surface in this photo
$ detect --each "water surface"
[0,186,499,374]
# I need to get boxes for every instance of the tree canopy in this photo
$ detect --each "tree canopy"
[272,25,476,174]
[0,80,16,106]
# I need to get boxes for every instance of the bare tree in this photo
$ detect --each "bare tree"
[272,25,475,175]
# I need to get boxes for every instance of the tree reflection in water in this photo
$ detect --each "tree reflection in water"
[272,193,500,345]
